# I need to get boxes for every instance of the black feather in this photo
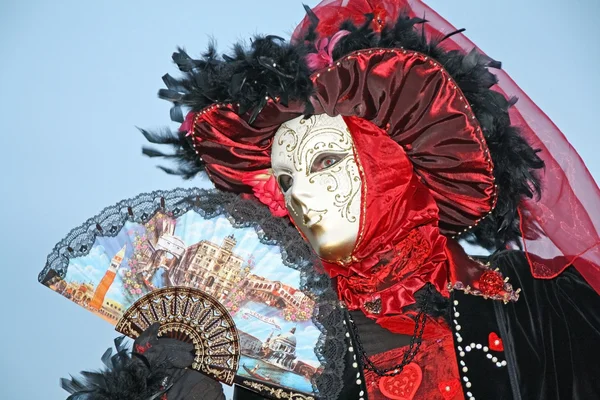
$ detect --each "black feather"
[141,7,543,249]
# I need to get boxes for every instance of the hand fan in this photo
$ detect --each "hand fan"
[116,286,240,385]
[39,188,324,400]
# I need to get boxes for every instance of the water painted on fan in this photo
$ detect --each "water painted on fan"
[44,210,321,396]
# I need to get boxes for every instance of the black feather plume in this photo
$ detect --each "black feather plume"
[140,8,543,249]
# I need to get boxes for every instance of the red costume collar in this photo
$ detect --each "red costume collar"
[321,117,518,331]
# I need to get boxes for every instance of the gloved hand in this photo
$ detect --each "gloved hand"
[61,322,226,400]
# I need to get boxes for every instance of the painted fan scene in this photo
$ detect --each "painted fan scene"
[43,211,320,394]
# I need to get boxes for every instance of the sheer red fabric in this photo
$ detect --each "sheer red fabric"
[294,0,600,294]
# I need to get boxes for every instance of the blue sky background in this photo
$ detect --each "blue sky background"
[1,0,599,398]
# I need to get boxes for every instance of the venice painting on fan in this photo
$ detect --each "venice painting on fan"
[42,1,600,400]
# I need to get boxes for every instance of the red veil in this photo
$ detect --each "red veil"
[293,0,600,294]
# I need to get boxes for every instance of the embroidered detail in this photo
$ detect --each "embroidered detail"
[489,332,504,352]
[363,298,382,315]
[241,381,316,400]
[448,269,520,304]
[478,270,505,296]
[378,362,422,400]
[438,379,461,400]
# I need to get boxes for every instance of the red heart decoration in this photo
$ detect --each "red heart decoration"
[438,379,461,400]
[489,332,504,351]
[378,362,423,400]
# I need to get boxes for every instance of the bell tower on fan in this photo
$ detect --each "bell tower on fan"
[89,245,127,310]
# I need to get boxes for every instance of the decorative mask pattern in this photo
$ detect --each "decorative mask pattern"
[271,114,362,263]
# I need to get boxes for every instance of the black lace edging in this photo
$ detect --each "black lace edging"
[39,188,347,400]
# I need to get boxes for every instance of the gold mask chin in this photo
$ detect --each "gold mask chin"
[271,114,362,263]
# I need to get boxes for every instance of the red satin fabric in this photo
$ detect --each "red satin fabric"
[321,116,449,317]
[188,102,304,194]
[310,49,496,237]
[295,0,600,294]
[409,0,600,295]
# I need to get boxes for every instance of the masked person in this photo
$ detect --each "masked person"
[63,1,600,399]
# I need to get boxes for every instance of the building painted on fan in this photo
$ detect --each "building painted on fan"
[174,235,244,299]
[89,245,126,309]
[261,327,298,370]
[239,331,263,356]
[242,275,314,312]
[137,218,186,283]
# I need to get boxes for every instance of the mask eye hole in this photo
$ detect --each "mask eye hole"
[278,174,293,193]
[310,153,347,173]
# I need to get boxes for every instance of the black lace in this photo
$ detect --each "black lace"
[348,284,433,376]
[39,188,348,400]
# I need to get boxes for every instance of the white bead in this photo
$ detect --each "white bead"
[356,379,362,385]
[487,354,492,359]
[445,386,451,391]
[463,367,468,373]
[454,312,460,317]
[463,376,469,382]
[356,372,361,378]
[470,343,476,348]
[492,357,498,362]
[469,397,475,400]
[453,319,458,325]
[466,382,472,388]
[346,332,350,337]
[353,362,358,368]
[359,391,364,396]
[460,360,466,366]
[501,360,507,366]
[467,392,473,397]
[454,300,459,305]
[460,351,465,357]
[456,325,462,331]
[458,346,463,351]
[349,346,354,352]
[476,344,482,349]
[496,362,502,367]
[483,346,489,352]
[457,337,463,343]
[465,346,472,352]
[494,340,500,346]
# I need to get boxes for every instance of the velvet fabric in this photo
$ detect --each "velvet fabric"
[491,251,600,399]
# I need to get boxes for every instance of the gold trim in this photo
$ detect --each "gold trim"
[241,380,316,400]
[116,286,240,385]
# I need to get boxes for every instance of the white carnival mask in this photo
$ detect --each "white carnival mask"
[271,114,362,262]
